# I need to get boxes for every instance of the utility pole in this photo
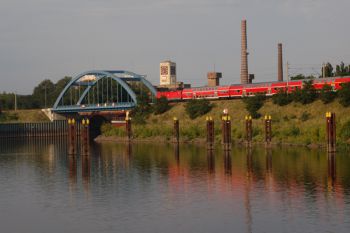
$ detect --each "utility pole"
[322,63,326,78]
[286,61,289,93]
[14,92,17,111]
[44,85,47,109]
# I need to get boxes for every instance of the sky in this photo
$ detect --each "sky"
[0,0,349,94]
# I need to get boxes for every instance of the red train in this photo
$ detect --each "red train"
[156,76,350,101]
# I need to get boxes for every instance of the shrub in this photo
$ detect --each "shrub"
[294,80,317,104]
[300,112,310,122]
[185,99,213,119]
[243,94,266,119]
[340,120,350,141]
[338,83,350,107]
[153,96,171,115]
[320,84,336,104]
[101,123,126,137]
[284,125,300,137]
[131,92,152,124]
[272,89,292,106]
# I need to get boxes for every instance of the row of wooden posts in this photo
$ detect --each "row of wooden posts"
[167,114,273,151]
[0,112,337,155]
[67,118,90,155]
[151,112,335,153]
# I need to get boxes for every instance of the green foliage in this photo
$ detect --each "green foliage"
[153,96,171,115]
[272,89,292,106]
[292,80,317,104]
[0,112,18,123]
[243,94,265,119]
[101,123,126,137]
[285,125,300,137]
[290,74,316,80]
[300,111,310,122]
[131,92,153,124]
[320,84,336,104]
[0,76,71,110]
[335,62,350,77]
[338,82,350,107]
[185,99,213,119]
[340,120,350,141]
[322,63,334,77]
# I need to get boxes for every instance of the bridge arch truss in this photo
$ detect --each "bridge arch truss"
[52,70,157,113]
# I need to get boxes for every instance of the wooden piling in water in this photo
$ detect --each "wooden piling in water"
[245,115,252,147]
[264,115,272,147]
[221,115,231,151]
[125,113,132,142]
[206,116,214,150]
[80,118,90,155]
[68,118,77,155]
[173,117,179,144]
[326,112,336,153]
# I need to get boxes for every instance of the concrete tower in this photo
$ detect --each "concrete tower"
[240,20,249,84]
[278,43,283,81]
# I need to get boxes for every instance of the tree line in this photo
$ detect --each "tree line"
[0,77,71,111]
[291,62,350,80]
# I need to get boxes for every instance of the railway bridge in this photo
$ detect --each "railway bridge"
[50,70,156,136]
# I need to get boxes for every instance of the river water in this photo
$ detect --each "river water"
[0,139,349,233]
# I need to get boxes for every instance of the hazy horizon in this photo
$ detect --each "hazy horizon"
[1,0,349,94]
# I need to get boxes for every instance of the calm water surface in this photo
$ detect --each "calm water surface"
[0,139,350,233]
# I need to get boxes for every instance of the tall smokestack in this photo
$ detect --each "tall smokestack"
[278,43,283,81]
[240,20,249,84]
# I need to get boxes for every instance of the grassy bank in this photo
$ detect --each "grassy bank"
[100,99,350,147]
[0,110,49,123]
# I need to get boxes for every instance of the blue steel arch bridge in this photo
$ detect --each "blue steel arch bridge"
[52,70,157,115]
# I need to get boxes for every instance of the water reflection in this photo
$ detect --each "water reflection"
[1,140,350,233]
[207,150,215,174]
[82,155,90,193]
[328,153,336,188]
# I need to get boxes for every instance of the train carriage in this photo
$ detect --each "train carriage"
[156,76,350,102]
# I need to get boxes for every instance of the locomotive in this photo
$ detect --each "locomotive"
[156,76,350,101]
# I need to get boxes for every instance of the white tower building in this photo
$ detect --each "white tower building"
[160,61,176,86]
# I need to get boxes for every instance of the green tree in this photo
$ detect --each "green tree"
[322,62,334,77]
[131,92,152,124]
[272,89,292,106]
[153,96,171,115]
[185,99,213,119]
[243,94,266,119]
[320,84,336,104]
[335,62,350,77]
[338,82,350,107]
[32,79,55,108]
[290,74,306,80]
[293,80,317,104]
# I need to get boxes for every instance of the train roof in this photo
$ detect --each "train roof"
[175,76,350,91]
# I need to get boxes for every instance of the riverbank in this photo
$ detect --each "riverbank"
[100,99,350,148]
[0,109,49,123]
